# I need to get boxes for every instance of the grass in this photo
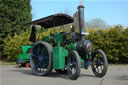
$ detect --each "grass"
[109,64,128,66]
[0,60,16,65]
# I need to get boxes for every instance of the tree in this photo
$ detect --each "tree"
[85,18,110,29]
[73,11,80,33]
[0,0,32,58]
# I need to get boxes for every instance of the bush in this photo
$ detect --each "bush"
[3,29,50,61]
[3,25,128,63]
[3,32,31,61]
[86,26,128,63]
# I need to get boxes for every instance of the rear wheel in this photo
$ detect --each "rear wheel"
[91,49,108,77]
[30,42,53,76]
[67,51,81,80]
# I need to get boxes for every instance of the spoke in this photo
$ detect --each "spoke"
[72,56,75,62]
[74,66,77,70]
[41,56,48,63]
[72,56,75,63]
[101,62,104,65]
[97,67,99,73]
[37,45,41,50]
[42,60,48,68]
[100,65,103,72]
[43,48,47,56]
[34,61,41,70]
[44,58,48,63]
[42,56,48,59]
[40,63,41,72]
[93,65,97,69]
[40,61,44,72]
[31,53,38,58]
[34,59,39,63]
[37,45,41,55]
[41,47,45,56]
[69,67,72,75]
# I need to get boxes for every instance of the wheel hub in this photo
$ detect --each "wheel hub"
[39,57,42,60]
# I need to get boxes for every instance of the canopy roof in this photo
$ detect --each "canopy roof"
[24,13,74,29]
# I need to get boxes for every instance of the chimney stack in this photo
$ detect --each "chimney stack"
[78,5,85,40]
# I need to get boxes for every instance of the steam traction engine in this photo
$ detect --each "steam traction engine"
[25,5,108,80]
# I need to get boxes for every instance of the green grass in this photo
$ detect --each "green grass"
[109,64,128,66]
[0,60,16,65]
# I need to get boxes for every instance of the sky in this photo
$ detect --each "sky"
[31,0,128,27]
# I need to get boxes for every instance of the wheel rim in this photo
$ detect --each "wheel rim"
[30,43,49,75]
[92,53,104,74]
[68,54,77,77]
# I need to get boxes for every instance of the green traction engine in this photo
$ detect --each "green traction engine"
[24,5,108,80]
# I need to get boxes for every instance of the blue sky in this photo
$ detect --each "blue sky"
[31,0,128,27]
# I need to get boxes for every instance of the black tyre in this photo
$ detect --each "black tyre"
[67,50,81,80]
[30,42,53,76]
[91,49,108,77]
[55,69,67,74]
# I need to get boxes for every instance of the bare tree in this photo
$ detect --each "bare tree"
[73,11,80,33]
[85,18,110,29]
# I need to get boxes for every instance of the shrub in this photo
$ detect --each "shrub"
[3,26,128,63]
[86,26,128,63]
[3,32,31,61]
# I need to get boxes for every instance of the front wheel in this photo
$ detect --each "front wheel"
[91,49,108,77]
[67,51,81,80]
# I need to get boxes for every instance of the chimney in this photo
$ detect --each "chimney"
[78,5,85,40]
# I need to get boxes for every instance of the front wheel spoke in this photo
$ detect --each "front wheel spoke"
[69,67,72,75]
[74,66,77,70]
[97,67,99,73]
[70,63,74,68]
[96,64,98,68]
[72,56,75,62]
[100,65,103,71]
[101,62,104,65]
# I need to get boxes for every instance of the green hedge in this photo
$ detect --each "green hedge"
[3,32,31,61]
[3,26,128,63]
[86,25,128,63]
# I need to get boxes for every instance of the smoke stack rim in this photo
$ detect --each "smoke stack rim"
[78,5,84,9]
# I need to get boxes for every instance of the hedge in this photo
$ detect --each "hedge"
[3,26,128,63]
[86,25,128,63]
